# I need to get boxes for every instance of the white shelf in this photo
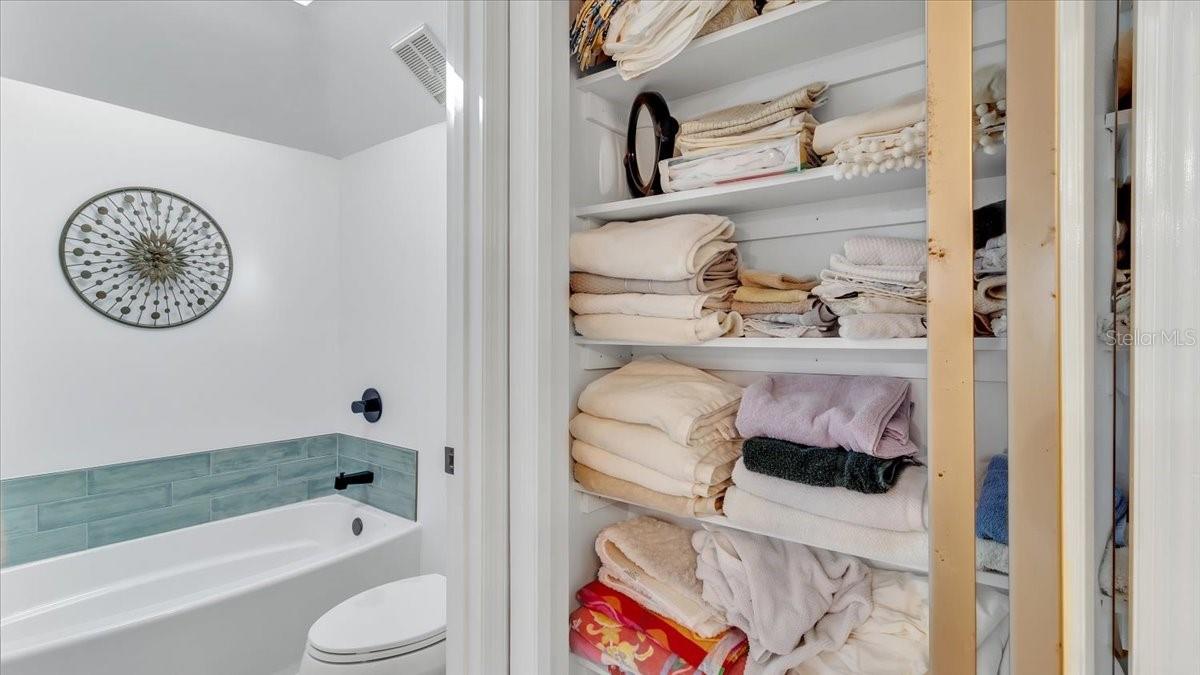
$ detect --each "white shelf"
[575,337,1008,352]
[574,0,924,102]
[572,482,1011,590]
[574,152,1006,221]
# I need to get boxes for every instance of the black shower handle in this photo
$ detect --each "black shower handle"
[351,388,382,422]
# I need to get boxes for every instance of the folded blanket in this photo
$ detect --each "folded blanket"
[677,83,828,143]
[813,92,926,156]
[740,438,916,494]
[974,234,1008,277]
[736,373,919,458]
[569,249,740,296]
[722,487,928,569]
[567,624,614,673]
[570,606,693,674]
[596,517,728,637]
[738,269,818,291]
[732,286,808,303]
[838,313,928,339]
[603,0,730,80]
[818,269,928,298]
[570,214,735,282]
[975,454,1008,544]
[574,463,724,517]
[828,254,925,285]
[973,275,1007,315]
[574,311,744,344]
[842,236,926,267]
[571,413,741,485]
[692,528,873,674]
[730,298,816,316]
[661,135,811,192]
[573,440,731,498]
[732,458,927,532]
[570,291,731,318]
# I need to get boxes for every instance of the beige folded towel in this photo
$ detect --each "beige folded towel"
[731,299,816,316]
[569,291,730,319]
[678,83,829,140]
[676,112,818,156]
[577,355,742,446]
[813,92,926,156]
[570,214,735,282]
[738,268,819,291]
[569,249,739,296]
[595,516,728,637]
[570,413,741,485]
[574,463,724,517]
[973,274,1008,315]
[838,313,928,339]
[573,311,743,344]
[732,286,809,303]
[573,440,731,498]
[813,285,927,317]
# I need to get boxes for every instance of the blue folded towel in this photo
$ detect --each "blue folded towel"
[975,454,1008,544]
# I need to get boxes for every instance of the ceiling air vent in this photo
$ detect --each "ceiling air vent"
[391,25,446,105]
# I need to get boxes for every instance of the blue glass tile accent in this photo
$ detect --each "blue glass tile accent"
[87,501,211,549]
[1,472,86,508]
[4,525,87,566]
[211,439,305,474]
[305,434,338,457]
[210,483,308,521]
[171,467,276,503]
[88,454,210,494]
[277,455,337,484]
[38,485,170,530]
[336,435,417,473]
[1,506,38,537]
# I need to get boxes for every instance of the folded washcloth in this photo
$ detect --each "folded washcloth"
[842,236,926,267]
[838,313,928,339]
[573,310,743,344]
[570,213,735,282]
[738,268,819,291]
[975,454,1009,544]
[569,249,740,296]
[570,291,731,318]
[732,286,808,303]
[573,463,724,517]
[741,437,916,494]
[573,440,731,498]
[570,412,741,485]
[732,458,927,532]
[578,355,742,446]
[736,373,920,458]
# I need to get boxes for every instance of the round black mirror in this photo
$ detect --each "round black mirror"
[624,92,678,198]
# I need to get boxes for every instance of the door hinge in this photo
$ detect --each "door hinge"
[444,446,455,475]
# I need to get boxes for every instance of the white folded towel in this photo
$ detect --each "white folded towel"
[842,236,927,267]
[838,314,928,340]
[569,213,735,282]
[573,310,743,344]
[828,254,926,284]
[570,413,740,485]
[569,292,728,319]
[571,440,730,498]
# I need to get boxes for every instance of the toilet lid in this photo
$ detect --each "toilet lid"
[308,574,446,656]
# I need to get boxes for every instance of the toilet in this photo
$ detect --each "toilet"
[299,574,446,674]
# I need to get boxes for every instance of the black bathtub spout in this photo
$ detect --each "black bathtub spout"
[334,471,374,490]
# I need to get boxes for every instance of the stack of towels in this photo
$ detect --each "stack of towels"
[973,233,1008,337]
[569,214,744,344]
[732,268,836,338]
[811,236,929,339]
[661,82,828,192]
[601,0,758,80]
[725,373,930,569]
[570,356,744,517]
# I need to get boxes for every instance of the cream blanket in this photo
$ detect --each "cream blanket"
[569,249,740,296]
[595,516,728,637]
[570,412,741,485]
[577,355,742,445]
[574,463,724,517]
[603,0,730,80]
[838,314,928,340]
[570,291,731,318]
[570,214,735,281]
[813,92,926,156]
[572,440,731,498]
[573,310,743,344]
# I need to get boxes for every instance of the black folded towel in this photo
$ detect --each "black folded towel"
[742,436,917,494]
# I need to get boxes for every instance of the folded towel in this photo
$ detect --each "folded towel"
[692,528,873,674]
[570,291,731,318]
[573,440,731,498]
[976,537,1009,574]
[722,487,928,569]
[569,606,692,674]
[574,310,744,344]
[596,516,728,637]
[569,249,740,296]
[661,134,811,192]
[813,290,927,317]
[677,83,828,142]
[818,269,928,298]
[736,373,919,458]
[732,286,808,303]
[571,412,741,485]
[838,313,928,339]
[574,463,724,518]
[741,437,916,494]
[828,254,926,285]
[570,214,735,282]
[732,458,927,532]
[990,312,1008,337]
[730,298,816,316]
[842,236,926,267]
[813,92,926,156]
[974,234,1007,277]
[603,0,730,80]
[676,111,818,156]
[738,268,819,291]
[973,275,1007,315]
[743,319,830,338]
[975,454,1008,544]
[748,306,838,328]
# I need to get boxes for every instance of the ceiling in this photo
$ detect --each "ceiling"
[0,0,447,158]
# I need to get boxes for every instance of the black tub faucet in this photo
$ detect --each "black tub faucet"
[334,471,374,490]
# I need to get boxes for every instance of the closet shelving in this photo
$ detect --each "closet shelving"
[575,336,1008,351]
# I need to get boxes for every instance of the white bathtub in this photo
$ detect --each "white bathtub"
[0,495,420,675]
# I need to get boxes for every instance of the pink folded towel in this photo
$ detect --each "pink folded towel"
[735,374,919,458]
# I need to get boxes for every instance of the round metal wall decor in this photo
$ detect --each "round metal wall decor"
[59,187,232,328]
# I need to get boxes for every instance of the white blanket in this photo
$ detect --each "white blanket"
[569,213,735,282]
[573,310,743,344]
[570,412,741,485]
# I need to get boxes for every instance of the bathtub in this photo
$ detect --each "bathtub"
[0,495,420,675]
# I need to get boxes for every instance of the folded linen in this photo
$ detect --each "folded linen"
[569,606,693,674]
[574,463,724,518]
[570,413,740,485]
[842,236,926,267]
[677,83,828,143]
[596,516,728,637]
[818,269,928,298]
[973,274,1007,315]
[676,111,818,156]
[722,487,928,569]
[732,286,808,303]
[741,437,916,494]
[813,92,926,156]
[578,355,742,446]
[838,313,928,339]
[569,249,740,296]
[572,440,731,498]
[736,373,919,459]
[976,537,1009,574]
[975,454,1008,544]
[816,292,927,317]
[603,0,730,80]
[974,234,1008,277]
[738,268,818,291]
[692,528,872,675]
[570,214,735,282]
[732,458,927,532]
[570,291,731,318]
[749,306,838,328]
[828,254,925,285]
[743,319,829,338]
[661,135,811,193]
[730,298,816,316]
[574,311,743,344]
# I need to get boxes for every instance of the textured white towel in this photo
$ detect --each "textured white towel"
[819,269,928,298]
[828,254,926,284]
[976,538,1010,573]
[570,213,735,282]
[573,310,743,344]
[842,236,927,267]
[838,314,928,339]
[722,487,929,569]
[571,440,731,497]
[732,459,928,532]
[974,234,1008,277]
[570,292,728,319]
[570,413,741,485]
[693,528,873,674]
[973,275,1008,315]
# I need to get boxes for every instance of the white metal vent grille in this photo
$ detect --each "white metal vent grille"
[391,25,446,105]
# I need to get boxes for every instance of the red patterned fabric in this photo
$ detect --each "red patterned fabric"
[571,606,695,674]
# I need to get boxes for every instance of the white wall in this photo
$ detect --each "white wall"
[336,124,448,574]
[0,78,342,478]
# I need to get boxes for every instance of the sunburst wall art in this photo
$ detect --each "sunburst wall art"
[59,187,232,328]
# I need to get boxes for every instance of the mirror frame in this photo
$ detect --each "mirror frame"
[623,91,678,198]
